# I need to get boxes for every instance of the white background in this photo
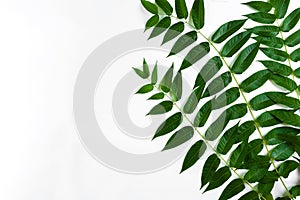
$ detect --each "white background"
[0,0,299,199]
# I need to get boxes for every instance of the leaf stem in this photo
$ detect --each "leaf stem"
[169,15,294,199]
[149,82,266,199]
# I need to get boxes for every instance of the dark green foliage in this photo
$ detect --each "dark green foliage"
[136,0,300,199]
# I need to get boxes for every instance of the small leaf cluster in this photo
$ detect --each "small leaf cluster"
[134,0,300,199]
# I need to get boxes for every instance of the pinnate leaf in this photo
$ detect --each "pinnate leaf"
[219,179,245,200]
[136,84,154,94]
[240,70,271,93]
[155,0,173,15]
[145,15,159,31]
[242,1,272,12]
[211,19,247,43]
[180,140,207,173]
[285,29,300,47]
[191,0,205,29]
[245,12,276,24]
[272,0,290,19]
[201,154,220,188]
[180,42,210,70]
[149,17,171,39]
[231,42,259,74]
[163,126,194,151]
[175,0,188,19]
[260,48,289,62]
[153,112,182,139]
[162,22,185,45]
[221,31,251,57]
[281,8,300,32]
[147,101,173,115]
[169,31,198,56]
[141,0,158,14]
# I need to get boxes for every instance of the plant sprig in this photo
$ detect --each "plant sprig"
[133,0,300,199]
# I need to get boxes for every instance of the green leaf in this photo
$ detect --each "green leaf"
[253,36,284,48]
[147,101,173,115]
[248,25,280,37]
[163,126,194,151]
[141,0,158,14]
[183,85,205,114]
[191,0,205,29]
[155,0,173,15]
[235,121,256,143]
[231,43,260,74]
[217,123,239,155]
[205,112,229,141]
[204,166,231,192]
[243,1,272,12]
[180,140,207,173]
[206,104,247,141]
[244,167,268,183]
[221,31,251,57]
[290,185,300,198]
[272,0,290,19]
[250,93,276,111]
[270,74,297,92]
[148,92,164,100]
[285,29,300,47]
[257,111,281,127]
[211,19,247,43]
[136,84,154,94]
[267,92,300,109]
[168,31,198,56]
[219,179,245,200]
[270,143,295,161]
[259,60,292,76]
[270,109,300,127]
[153,112,182,139]
[202,72,232,98]
[227,103,248,119]
[240,70,271,93]
[260,48,289,62]
[193,100,212,127]
[244,155,271,169]
[194,56,223,88]
[159,63,174,92]
[201,154,220,188]
[281,8,300,32]
[260,171,278,183]
[245,12,276,24]
[290,48,300,62]
[278,160,299,178]
[145,15,159,31]
[211,87,240,110]
[180,42,210,70]
[247,139,263,157]
[133,67,148,79]
[162,22,185,45]
[149,17,171,39]
[151,61,158,84]
[295,67,300,78]
[175,0,188,19]
[143,59,150,77]
[265,127,300,145]
[171,72,182,101]
[230,141,248,168]
[258,181,275,195]
[238,191,259,200]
